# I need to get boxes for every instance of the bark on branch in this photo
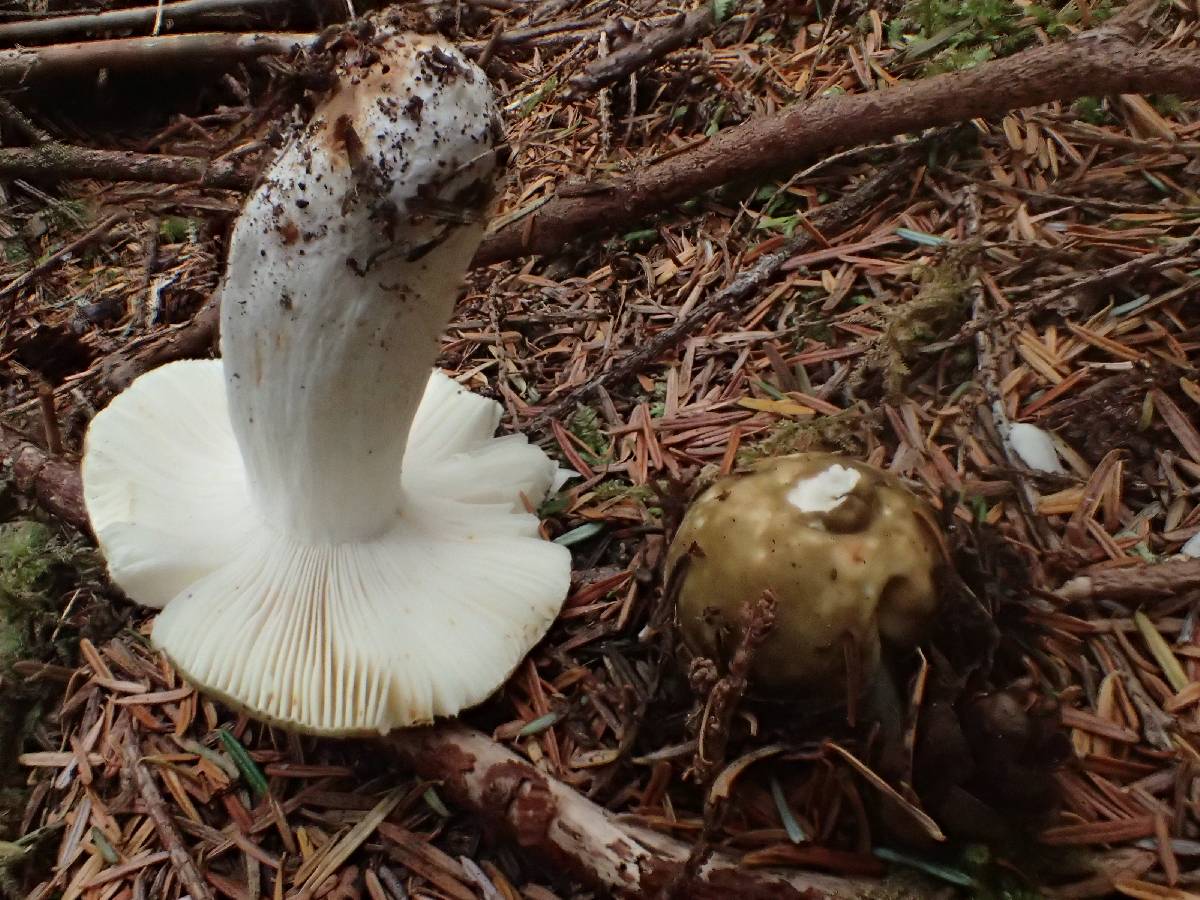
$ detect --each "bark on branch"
[0,31,315,85]
[0,428,88,533]
[0,143,255,191]
[478,13,1199,264]
[1058,559,1200,603]
[0,0,292,45]
[566,6,716,98]
[388,724,898,899]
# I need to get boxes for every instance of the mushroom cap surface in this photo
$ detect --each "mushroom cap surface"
[667,452,944,697]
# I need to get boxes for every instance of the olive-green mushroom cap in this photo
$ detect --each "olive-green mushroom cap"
[667,452,945,699]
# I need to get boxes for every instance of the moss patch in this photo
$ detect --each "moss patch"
[0,520,101,838]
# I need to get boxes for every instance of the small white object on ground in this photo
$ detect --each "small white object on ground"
[1006,422,1065,474]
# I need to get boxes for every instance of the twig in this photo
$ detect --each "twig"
[525,140,927,430]
[1058,559,1200,603]
[566,6,715,98]
[963,186,1054,549]
[477,6,1198,264]
[670,592,777,899]
[0,0,292,44]
[119,732,216,900]
[35,381,61,457]
[386,724,900,899]
[693,592,777,784]
[926,236,1200,352]
[0,31,316,85]
[0,211,130,355]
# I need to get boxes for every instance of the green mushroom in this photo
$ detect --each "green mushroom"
[667,452,947,701]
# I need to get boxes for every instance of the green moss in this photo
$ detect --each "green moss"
[1,242,28,264]
[878,255,972,396]
[158,215,198,244]
[44,199,90,234]
[736,410,866,468]
[1072,96,1111,125]
[889,0,1036,73]
[592,479,655,503]
[567,405,610,464]
[0,520,100,839]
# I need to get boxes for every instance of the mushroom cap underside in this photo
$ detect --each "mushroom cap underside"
[82,359,572,735]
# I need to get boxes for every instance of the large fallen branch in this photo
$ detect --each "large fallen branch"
[0,31,315,85]
[1,2,1186,271]
[477,0,1196,264]
[393,725,895,898]
[0,143,256,191]
[0,428,88,533]
[0,0,291,45]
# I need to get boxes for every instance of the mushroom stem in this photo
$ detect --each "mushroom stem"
[220,202,484,543]
[219,38,496,542]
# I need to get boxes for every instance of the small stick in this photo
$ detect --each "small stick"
[35,380,62,457]
[0,144,255,192]
[1059,559,1200,603]
[693,591,777,784]
[475,20,505,71]
[664,593,777,897]
[963,185,1054,549]
[120,730,216,900]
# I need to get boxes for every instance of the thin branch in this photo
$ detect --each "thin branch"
[119,733,216,900]
[1059,559,1200,603]
[524,140,927,430]
[566,6,715,98]
[0,0,293,44]
[0,31,316,85]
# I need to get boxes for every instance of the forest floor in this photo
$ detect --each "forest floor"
[1,0,1199,898]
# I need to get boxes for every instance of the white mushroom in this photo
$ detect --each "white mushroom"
[81,28,571,735]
